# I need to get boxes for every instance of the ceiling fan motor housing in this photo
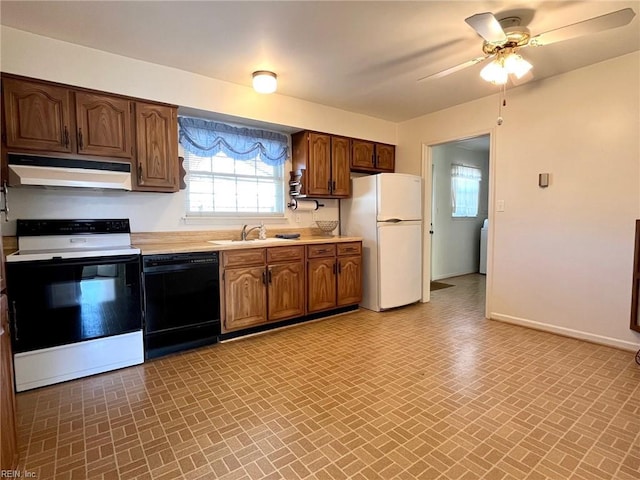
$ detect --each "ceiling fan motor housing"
[483,25,531,54]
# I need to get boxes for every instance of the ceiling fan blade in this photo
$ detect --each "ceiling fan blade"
[465,12,507,43]
[418,55,490,82]
[530,8,636,47]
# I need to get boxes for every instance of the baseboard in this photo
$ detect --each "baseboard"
[490,313,640,352]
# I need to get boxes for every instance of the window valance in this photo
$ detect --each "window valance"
[178,117,289,166]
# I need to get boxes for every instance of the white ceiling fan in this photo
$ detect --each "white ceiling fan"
[419,7,636,85]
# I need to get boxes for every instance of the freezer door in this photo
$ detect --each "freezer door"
[378,221,422,309]
[376,173,422,221]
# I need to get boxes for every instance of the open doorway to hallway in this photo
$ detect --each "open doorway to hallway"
[425,134,490,302]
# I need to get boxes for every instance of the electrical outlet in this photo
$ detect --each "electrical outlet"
[496,200,505,212]
[295,213,301,223]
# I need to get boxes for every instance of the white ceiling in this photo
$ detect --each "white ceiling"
[1,1,639,122]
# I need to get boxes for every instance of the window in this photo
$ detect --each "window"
[179,117,288,216]
[451,164,482,218]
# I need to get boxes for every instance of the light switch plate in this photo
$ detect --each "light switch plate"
[496,200,505,212]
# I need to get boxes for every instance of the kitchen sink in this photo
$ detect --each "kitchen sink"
[208,238,296,245]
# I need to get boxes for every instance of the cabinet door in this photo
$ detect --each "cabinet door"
[376,144,395,172]
[268,261,305,322]
[307,132,331,196]
[337,256,362,306]
[134,103,179,192]
[75,92,132,158]
[2,78,73,153]
[351,140,374,170]
[0,294,18,471]
[307,258,337,313]
[331,136,351,197]
[223,266,267,332]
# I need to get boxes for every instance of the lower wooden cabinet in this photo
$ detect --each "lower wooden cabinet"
[1,294,18,471]
[220,241,362,334]
[221,246,305,333]
[307,242,362,313]
[266,246,305,322]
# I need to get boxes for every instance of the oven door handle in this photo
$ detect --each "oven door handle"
[11,300,18,342]
[15,254,141,267]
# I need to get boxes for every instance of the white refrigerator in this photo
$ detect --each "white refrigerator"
[342,173,423,311]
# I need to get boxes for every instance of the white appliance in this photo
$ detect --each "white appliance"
[342,173,423,311]
[479,218,488,274]
[6,219,143,391]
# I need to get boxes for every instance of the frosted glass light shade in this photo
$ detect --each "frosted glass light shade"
[504,53,532,78]
[252,71,277,94]
[480,60,508,85]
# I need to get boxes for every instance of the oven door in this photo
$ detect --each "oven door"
[6,254,142,353]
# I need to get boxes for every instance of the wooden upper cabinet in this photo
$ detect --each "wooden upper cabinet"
[2,75,180,194]
[133,103,179,192]
[351,140,395,173]
[2,78,73,153]
[307,132,331,196]
[75,92,132,158]
[292,131,351,198]
[331,136,351,197]
[375,143,395,172]
[351,140,375,171]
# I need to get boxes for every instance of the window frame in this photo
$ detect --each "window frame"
[183,148,287,218]
[450,164,482,219]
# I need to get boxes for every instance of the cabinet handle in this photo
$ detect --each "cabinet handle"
[316,249,328,254]
[332,180,336,191]
[376,155,380,167]
[328,180,332,193]
[137,164,143,184]
[372,153,376,167]
[268,269,272,284]
[12,300,18,342]
[63,126,70,148]
[78,128,84,150]
[262,270,267,285]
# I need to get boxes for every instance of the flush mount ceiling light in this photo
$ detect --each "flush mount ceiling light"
[252,71,277,94]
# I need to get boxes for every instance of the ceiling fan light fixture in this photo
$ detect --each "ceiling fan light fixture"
[252,70,277,94]
[504,52,532,79]
[480,59,508,85]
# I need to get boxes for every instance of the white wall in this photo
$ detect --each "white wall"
[0,27,396,234]
[431,143,489,280]
[397,52,640,351]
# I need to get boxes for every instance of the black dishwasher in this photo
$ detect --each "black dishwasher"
[142,252,220,359]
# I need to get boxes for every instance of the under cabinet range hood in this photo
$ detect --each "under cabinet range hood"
[7,154,132,191]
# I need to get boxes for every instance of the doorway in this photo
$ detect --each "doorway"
[422,133,492,312]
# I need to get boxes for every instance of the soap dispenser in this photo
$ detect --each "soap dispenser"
[259,222,267,240]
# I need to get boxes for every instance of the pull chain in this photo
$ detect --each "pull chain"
[497,82,507,126]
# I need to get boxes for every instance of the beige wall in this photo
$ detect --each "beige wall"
[397,52,640,351]
[0,27,397,234]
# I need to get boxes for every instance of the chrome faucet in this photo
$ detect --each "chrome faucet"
[241,224,261,241]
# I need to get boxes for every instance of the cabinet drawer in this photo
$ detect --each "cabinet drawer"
[267,245,304,263]
[222,248,266,268]
[307,244,336,258]
[337,242,361,256]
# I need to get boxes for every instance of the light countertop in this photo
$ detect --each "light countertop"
[135,235,362,255]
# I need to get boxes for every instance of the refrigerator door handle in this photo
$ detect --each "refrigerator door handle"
[382,218,403,223]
